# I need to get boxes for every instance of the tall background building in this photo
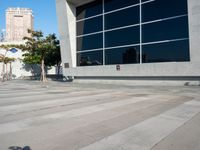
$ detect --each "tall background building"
[0,8,35,79]
[5,7,34,42]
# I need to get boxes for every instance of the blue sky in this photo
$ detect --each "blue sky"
[0,0,58,36]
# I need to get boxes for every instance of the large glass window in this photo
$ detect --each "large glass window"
[77,16,103,36]
[105,26,140,48]
[76,0,190,66]
[76,0,103,20]
[77,33,103,51]
[142,0,151,2]
[142,40,190,63]
[142,16,189,43]
[105,0,139,12]
[105,46,140,65]
[77,50,103,66]
[142,0,188,22]
[105,6,139,30]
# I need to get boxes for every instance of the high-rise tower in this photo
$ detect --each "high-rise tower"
[6,8,34,42]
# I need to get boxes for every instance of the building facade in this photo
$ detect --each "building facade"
[0,41,59,79]
[0,41,32,79]
[56,0,200,78]
[6,8,34,42]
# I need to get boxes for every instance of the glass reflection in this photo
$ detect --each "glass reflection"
[142,16,189,43]
[105,0,139,12]
[77,16,103,36]
[76,0,190,65]
[77,33,103,51]
[76,0,103,20]
[142,0,188,22]
[105,46,140,65]
[77,50,103,66]
[142,40,190,63]
[105,26,140,48]
[105,6,139,30]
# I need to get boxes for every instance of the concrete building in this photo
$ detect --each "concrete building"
[0,8,58,79]
[0,41,58,79]
[1,8,35,79]
[0,41,32,79]
[6,8,34,42]
[56,0,200,81]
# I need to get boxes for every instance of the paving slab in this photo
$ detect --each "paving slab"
[0,80,200,150]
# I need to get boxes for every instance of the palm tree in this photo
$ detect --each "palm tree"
[0,45,17,81]
[0,45,10,81]
[3,57,15,80]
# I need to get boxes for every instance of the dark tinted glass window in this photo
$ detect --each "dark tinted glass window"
[76,0,103,20]
[77,16,103,36]
[142,0,188,22]
[77,33,103,51]
[77,50,103,66]
[105,0,139,12]
[142,0,150,2]
[142,40,190,63]
[142,16,189,43]
[105,26,140,47]
[105,46,140,65]
[105,6,139,30]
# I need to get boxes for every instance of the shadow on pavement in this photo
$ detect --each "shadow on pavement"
[8,146,32,150]
[27,75,73,82]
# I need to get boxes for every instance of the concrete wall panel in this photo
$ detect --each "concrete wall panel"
[188,0,200,62]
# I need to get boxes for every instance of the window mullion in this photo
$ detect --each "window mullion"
[140,0,142,64]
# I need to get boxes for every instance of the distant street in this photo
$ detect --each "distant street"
[0,80,200,150]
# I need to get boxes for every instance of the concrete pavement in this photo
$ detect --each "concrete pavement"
[0,80,200,150]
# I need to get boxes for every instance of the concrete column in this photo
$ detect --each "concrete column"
[188,0,200,62]
[56,0,76,71]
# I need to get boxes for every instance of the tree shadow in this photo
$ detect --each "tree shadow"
[22,64,41,76]
[8,146,32,150]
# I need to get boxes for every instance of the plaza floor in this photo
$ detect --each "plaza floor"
[0,80,200,150]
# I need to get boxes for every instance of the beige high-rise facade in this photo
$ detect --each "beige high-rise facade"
[6,8,34,42]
